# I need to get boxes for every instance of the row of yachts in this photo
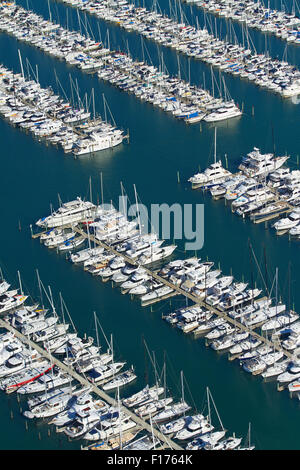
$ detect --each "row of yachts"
[163,298,300,395]
[55,0,300,97]
[184,0,300,44]
[0,279,252,450]
[32,195,300,400]
[0,3,241,124]
[189,144,300,239]
[35,197,263,309]
[0,65,125,156]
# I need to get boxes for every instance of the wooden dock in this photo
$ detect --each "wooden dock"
[0,318,183,450]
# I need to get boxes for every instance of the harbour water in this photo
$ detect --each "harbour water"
[0,0,299,449]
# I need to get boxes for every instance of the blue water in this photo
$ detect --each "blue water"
[0,0,299,449]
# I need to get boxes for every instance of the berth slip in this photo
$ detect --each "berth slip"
[181,0,300,45]
[30,194,300,400]
[188,144,300,240]
[50,0,300,97]
[0,62,126,156]
[0,2,242,125]
[0,275,253,451]
[0,0,299,453]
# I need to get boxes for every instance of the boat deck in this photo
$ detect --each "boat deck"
[0,317,183,450]
[43,224,295,364]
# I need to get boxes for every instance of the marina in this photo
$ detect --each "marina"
[30,194,300,396]
[0,0,299,453]
[182,0,300,45]
[0,1,242,125]
[0,274,253,451]
[51,0,300,97]
[0,63,127,156]
[189,143,300,240]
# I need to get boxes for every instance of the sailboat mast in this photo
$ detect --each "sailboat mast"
[180,370,184,403]
[100,172,104,207]
[17,270,23,295]
[89,176,93,204]
[36,269,44,310]
[214,127,217,163]
[275,267,278,317]
[47,0,52,23]
[94,311,100,348]
[103,93,107,123]
[133,184,142,235]
[48,285,57,317]
[18,50,25,80]
[117,386,123,450]
[206,386,211,428]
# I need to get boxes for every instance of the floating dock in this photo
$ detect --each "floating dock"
[0,317,183,450]
[58,225,295,363]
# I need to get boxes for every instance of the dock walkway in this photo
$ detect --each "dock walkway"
[69,226,294,361]
[0,318,183,450]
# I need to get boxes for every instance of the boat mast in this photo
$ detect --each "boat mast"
[103,93,107,124]
[180,370,184,404]
[36,269,44,310]
[18,49,25,80]
[120,181,126,218]
[89,176,93,205]
[17,270,23,296]
[92,88,95,122]
[47,0,52,23]
[60,293,77,335]
[275,267,278,318]
[48,285,57,319]
[94,311,100,349]
[248,422,251,449]
[206,386,211,428]
[100,172,104,208]
[288,261,291,314]
[117,386,123,450]
[110,334,114,363]
[133,184,142,236]
[214,127,217,164]
[163,351,167,399]
[208,387,225,431]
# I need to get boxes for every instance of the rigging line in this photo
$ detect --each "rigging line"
[36,273,55,313]
[143,338,162,385]
[102,93,117,127]
[182,370,198,412]
[53,69,69,103]
[25,57,38,83]
[199,386,208,416]
[95,315,112,350]
[163,350,184,397]
[248,241,269,297]
[268,269,277,301]
[61,294,77,333]
[207,387,225,430]
[85,12,96,41]
[143,37,154,67]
